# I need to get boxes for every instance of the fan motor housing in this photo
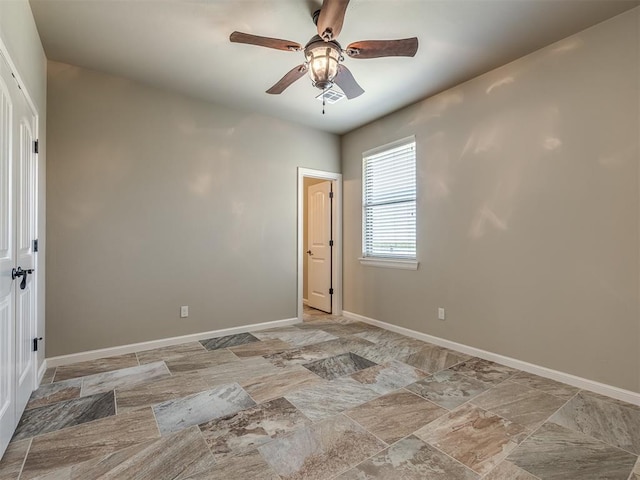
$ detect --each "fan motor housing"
[304,35,342,52]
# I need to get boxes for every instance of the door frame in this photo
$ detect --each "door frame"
[0,41,41,392]
[297,168,342,321]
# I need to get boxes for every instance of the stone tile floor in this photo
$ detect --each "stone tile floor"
[1,306,639,479]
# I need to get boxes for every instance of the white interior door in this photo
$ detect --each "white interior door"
[307,181,332,313]
[0,53,37,458]
[0,54,17,458]
[14,81,36,417]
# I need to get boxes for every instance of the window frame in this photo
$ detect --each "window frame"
[359,136,418,270]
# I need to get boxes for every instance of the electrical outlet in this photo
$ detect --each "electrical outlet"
[180,306,189,318]
[438,307,446,321]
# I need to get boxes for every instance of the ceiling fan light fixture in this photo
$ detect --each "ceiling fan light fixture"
[230,0,419,100]
[305,40,342,90]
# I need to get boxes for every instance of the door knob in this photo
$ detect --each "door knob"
[306,250,313,256]
[11,267,34,290]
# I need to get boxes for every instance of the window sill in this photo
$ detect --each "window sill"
[358,257,419,270]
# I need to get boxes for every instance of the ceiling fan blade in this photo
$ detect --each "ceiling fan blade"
[345,38,419,59]
[317,0,350,41]
[266,64,308,94]
[230,31,302,52]
[333,65,363,99]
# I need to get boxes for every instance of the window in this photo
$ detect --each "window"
[361,137,418,270]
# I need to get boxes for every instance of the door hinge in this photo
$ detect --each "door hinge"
[11,73,22,91]
[33,239,38,252]
[329,191,334,199]
[329,240,334,247]
[34,140,39,154]
[32,337,42,352]
[329,288,334,295]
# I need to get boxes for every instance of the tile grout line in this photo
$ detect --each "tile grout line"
[323,413,389,480]
[331,428,476,480]
[195,389,306,478]
[411,355,586,419]
[401,377,493,415]
[239,383,260,407]
[482,389,583,478]
[429,354,473,374]
[149,404,162,438]
[225,346,242,361]
[164,359,174,377]
[19,391,135,446]
[507,373,580,400]
[413,391,551,476]
[194,424,218,474]
[478,457,542,480]
[411,432,487,477]
[399,385,455,414]
[16,437,33,480]
[548,389,640,458]
[402,381,527,473]
[160,360,172,378]
[496,377,572,400]
[342,385,480,476]
[396,342,471,370]
[467,378,570,419]
[340,411,390,448]
[628,457,640,480]
[452,364,519,388]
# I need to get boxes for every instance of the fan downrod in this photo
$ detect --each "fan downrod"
[312,9,321,26]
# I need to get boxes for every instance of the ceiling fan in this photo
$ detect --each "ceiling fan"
[229,0,418,101]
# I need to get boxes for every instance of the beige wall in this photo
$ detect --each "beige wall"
[0,0,47,368]
[46,61,340,356]
[342,9,640,392]
[303,177,327,301]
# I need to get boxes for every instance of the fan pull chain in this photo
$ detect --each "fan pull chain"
[322,87,326,115]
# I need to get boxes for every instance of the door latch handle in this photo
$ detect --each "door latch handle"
[11,267,24,280]
[306,250,313,256]
[21,269,34,290]
[11,267,34,290]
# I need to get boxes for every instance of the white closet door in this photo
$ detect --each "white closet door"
[0,54,17,458]
[0,53,38,458]
[14,81,36,417]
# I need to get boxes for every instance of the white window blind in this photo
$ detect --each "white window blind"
[363,138,416,260]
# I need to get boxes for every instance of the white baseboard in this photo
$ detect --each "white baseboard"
[46,317,301,368]
[343,310,640,406]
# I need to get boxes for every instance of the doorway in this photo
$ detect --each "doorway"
[297,168,342,322]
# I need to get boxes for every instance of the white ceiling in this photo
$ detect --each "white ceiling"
[30,0,638,134]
